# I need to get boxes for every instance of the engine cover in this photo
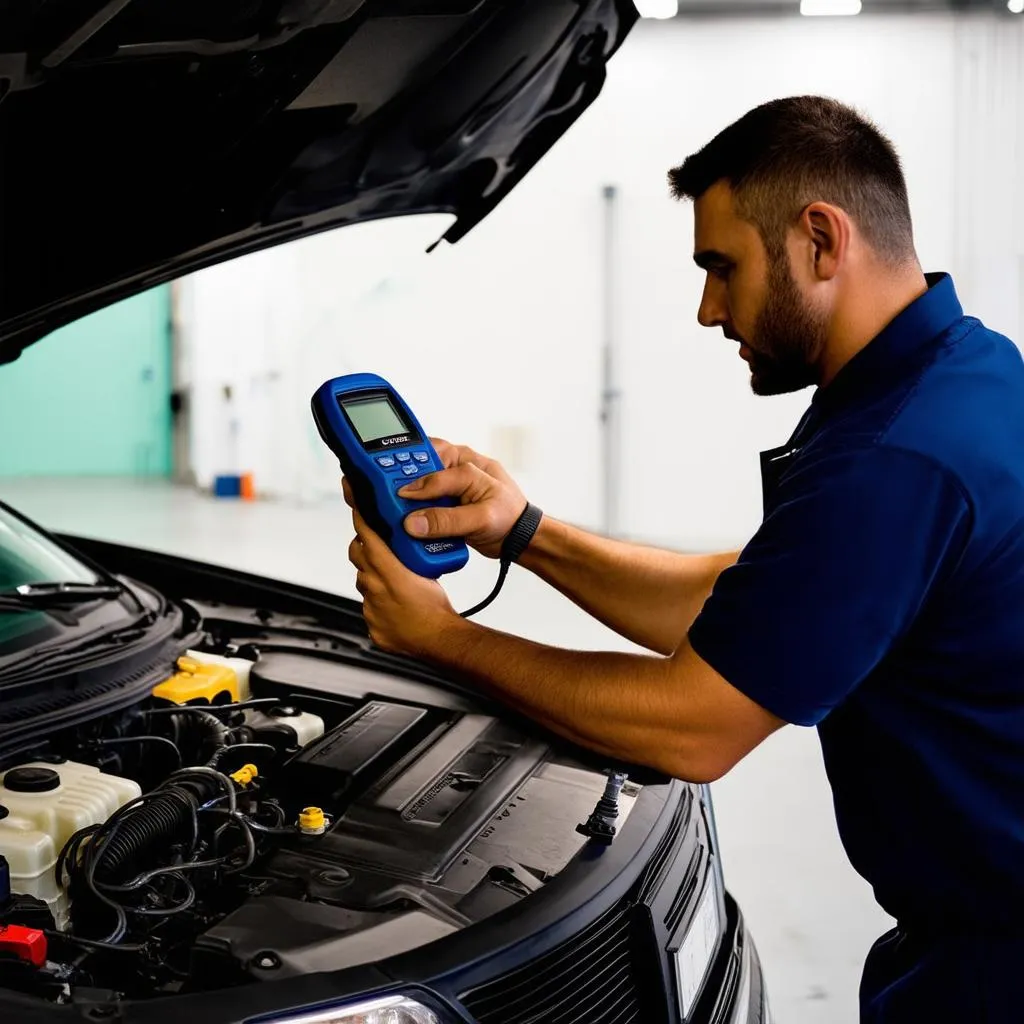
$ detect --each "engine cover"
[274,707,549,888]
[282,700,438,810]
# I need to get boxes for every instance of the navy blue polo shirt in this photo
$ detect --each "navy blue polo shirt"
[689,273,1024,932]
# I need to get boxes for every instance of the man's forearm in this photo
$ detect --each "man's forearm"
[433,616,713,779]
[518,517,739,655]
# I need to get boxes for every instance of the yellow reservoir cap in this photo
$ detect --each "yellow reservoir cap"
[230,764,259,786]
[298,807,327,835]
[153,656,239,705]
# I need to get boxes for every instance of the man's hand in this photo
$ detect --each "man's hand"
[347,504,459,658]
[397,439,528,559]
[340,439,526,559]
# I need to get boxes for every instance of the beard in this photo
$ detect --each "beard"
[744,257,828,397]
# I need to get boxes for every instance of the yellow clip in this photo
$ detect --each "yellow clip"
[298,807,327,835]
[230,764,259,787]
[152,656,239,706]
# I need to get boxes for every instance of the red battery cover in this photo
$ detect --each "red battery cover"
[0,924,47,967]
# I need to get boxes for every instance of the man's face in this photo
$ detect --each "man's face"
[692,181,826,396]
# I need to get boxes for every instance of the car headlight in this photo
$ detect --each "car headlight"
[265,994,441,1024]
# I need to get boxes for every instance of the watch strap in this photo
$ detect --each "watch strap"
[500,503,543,564]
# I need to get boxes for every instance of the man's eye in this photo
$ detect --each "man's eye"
[711,265,732,281]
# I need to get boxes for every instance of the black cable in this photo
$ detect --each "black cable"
[205,742,276,768]
[122,875,196,917]
[263,801,287,827]
[167,767,236,809]
[58,793,151,892]
[222,813,257,875]
[184,791,200,859]
[175,709,231,765]
[88,786,197,885]
[95,735,183,771]
[60,774,223,943]
[245,820,298,835]
[82,795,159,944]
[157,960,192,981]
[43,930,145,954]
[56,823,102,888]
[86,866,128,944]
[57,767,259,949]
[459,504,543,619]
[142,698,281,717]
[203,806,296,836]
[459,560,511,619]
[101,857,224,893]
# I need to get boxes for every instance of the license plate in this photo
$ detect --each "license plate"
[670,875,722,1019]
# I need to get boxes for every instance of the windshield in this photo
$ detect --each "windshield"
[0,504,106,657]
[0,506,101,590]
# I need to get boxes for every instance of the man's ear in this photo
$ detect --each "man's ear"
[798,201,850,282]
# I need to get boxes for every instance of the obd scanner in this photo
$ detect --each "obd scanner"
[312,373,542,617]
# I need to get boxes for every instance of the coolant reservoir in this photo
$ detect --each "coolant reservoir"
[245,707,325,748]
[0,761,141,930]
[184,649,255,701]
[151,650,255,705]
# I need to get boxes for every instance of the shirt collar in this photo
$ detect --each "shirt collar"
[812,272,964,416]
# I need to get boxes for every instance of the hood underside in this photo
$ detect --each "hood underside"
[0,0,636,364]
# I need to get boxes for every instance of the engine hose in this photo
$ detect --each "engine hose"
[172,708,230,766]
[94,785,203,883]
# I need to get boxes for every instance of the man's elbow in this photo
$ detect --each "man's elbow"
[653,745,737,785]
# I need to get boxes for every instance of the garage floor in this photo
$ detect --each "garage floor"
[2,478,893,1024]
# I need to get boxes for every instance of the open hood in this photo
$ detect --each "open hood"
[0,0,636,364]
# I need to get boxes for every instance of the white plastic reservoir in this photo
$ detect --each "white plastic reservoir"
[244,707,325,748]
[0,761,141,930]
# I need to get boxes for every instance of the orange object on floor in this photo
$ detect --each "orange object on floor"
[240,472,256,501]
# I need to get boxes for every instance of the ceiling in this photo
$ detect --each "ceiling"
[666,0,1016,14]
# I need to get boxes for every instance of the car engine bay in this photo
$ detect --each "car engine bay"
[0,598,640,1008]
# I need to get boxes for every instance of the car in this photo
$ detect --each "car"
[0,3,769,1023]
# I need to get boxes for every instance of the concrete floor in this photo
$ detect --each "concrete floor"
[2,477,892,1024]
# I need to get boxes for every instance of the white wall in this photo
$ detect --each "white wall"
[179,12,1024,551]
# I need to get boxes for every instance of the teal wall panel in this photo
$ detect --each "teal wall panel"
[0,287,171,477]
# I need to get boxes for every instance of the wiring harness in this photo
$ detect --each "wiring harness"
[56,764,290,950]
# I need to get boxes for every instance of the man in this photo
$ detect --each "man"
[346,96,1024,1022]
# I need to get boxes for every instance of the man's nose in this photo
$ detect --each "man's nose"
[697,276,728,329]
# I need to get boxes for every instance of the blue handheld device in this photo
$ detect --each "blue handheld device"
[311,373,469,579]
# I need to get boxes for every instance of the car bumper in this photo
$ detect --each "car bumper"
[722,901,771,1024]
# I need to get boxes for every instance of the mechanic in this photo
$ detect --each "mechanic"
[345,96,1024,1023]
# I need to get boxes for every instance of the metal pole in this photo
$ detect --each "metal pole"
[600,184,621,537]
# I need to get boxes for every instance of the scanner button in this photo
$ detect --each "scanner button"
[376,455,396,468]
[412,451,430,463]
[401,464,419,477]
[395,452,412,463]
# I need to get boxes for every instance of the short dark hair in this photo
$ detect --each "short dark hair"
[669,96,916,265]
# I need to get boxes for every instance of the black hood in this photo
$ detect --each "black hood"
[0,0,636,364]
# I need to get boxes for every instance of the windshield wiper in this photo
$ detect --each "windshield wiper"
[0,582,125,612]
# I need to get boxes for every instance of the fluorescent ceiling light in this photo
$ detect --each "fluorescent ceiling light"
[801,0,862,14]
[635,0,679,18]
[1010,0,1024,14]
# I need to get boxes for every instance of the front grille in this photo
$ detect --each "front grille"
[636,787,691,902]
[664,841,704,936]
[708,901,745,1024]
[711,949,743,1024]
[459,901,658,1024]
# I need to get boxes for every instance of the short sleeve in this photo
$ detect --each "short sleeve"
[687,445,971,726]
